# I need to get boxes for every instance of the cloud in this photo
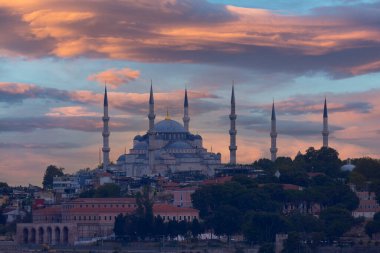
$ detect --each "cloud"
[45,106,99,117]
[88,67,140,88]
[0,82,221,116]
[0,82,71,103]
[0,116,144,133]
[0,142,81,149]
[0,1,380,77]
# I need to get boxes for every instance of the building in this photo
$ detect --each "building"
[153,203,199,222]
[351,185,380,219]
[115,86,221,177]
[16,197,199,245]
[53,175,80,199]
[16,198,136,245]
[168,187,197,208]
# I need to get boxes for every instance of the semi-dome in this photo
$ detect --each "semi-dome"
[117,154,126,162]
[166,141,193,149]
[154,119,187,133]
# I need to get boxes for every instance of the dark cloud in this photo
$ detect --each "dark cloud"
[0,142,81,149]
[217,112,344,138]
[0,1,380,77]
[0,116,144,133]
[0,83,72,103]
[251,99,373,116]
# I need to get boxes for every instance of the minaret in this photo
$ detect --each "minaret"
[102,86,110,170]
[270,101,278,162]
[229,84,237,165]
[183,88,190,132]
[148,83,156,172]
[322,98,329,148]
[148,82,155,131]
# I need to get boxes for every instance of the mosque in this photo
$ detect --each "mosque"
[102,85,223,177]
[101,84,330,177]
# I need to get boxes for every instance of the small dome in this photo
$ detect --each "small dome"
[341,160,355,172]
[154,119,186,133]
[134,135,142,141]
[166,141,193,149]
[194,134,202,140]
[117,154,126,162]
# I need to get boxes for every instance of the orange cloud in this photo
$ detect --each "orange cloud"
[88,67,140,88]
[45,106,99,117]
[0,0,379,76]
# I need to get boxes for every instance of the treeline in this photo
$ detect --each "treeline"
[113,188,204,241]
[192,175,360,245]
[114,214,204,240]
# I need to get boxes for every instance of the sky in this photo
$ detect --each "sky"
[0,0,379,186]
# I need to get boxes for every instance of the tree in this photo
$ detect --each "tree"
[114,214,127,239]
[42,165,64,189]
[191,218,203,238]
[320,207,355,239]
[243,212,288,243]
[211,205,242,241]
[282,232,301,253]
[365,212,380,238]
[94,183,121,198]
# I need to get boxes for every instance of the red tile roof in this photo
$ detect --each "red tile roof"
[153,204,198,214]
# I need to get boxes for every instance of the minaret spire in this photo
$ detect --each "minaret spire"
[148,82,156,173]
[183,88,190,131]
[229,83,237,165]
[148,81,155,131]
[322,97,329,148]
[270,100,278,162]
[102,85,110,170]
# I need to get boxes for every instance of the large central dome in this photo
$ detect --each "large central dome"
[154,119,187,133]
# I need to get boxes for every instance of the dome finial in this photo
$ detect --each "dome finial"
[165,107,171,120]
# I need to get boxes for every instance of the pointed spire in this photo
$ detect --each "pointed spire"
[323,97,328,118]
[184,88,188,107]
[271,100,276,121]
[149,80,154,105]
[104,85,108,107]
[165,108,171,120]
[231,81,235,105]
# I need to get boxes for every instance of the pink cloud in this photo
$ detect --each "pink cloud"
[88,67,140,88]
[0,1,379,76]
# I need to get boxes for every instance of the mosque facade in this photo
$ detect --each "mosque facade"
[109,86,221,177]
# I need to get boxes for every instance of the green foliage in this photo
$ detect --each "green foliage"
[80,183,121,198]
[287,213,323,233]
[320,207,355,239]
[365,211,380,238]
[258,243,274,253]
[42,165,64,189]
[282,232,302,253]
[211,205,242,239]
[242,212,288,243]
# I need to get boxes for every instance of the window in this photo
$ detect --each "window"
[104,216,107,220]
[89,216,91,220]
[74,216,76,221]
[179,216,182,220]
[94,216,96,220]
[80,205,82,208]
[109,216,112,220]
[122,204,125,208]
[98,216,101,220]
[79,216,81,220]
[188,216,190,220]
